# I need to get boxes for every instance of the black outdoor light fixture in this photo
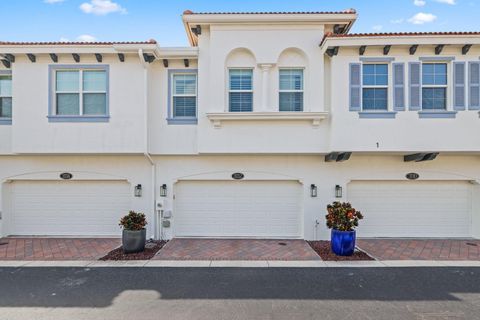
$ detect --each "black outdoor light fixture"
[335,185,343,198]
[134,184,142,197]
[310,184,318,197]
[160,184,167,197]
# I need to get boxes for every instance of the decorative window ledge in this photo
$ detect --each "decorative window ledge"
[359,57,395,63]
[419,57,455,62]
[206,112,329,128]
[47,115,110,123]
[358,111,397,119]
[418,111,457,119]
[166,118,198,125]
[0,118,12,125]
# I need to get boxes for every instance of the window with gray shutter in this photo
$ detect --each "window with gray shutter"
[469,62,480,110]
[421,63,447,111]
[453,62,466,111]
[349,63,361,111]
[362,64,388,111]
[408,62,421,111]
[393,63,405,111]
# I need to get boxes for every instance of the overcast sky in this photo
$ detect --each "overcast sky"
[0,0,478,46]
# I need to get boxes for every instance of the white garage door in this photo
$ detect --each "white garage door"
[348,181,472,238]
[174,180,303,238]
[10,180,131,236]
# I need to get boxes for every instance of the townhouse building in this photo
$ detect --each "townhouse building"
[0,9,479,240]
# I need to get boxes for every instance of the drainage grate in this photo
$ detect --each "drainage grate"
[466,242,478,247]
[278,242,287,246]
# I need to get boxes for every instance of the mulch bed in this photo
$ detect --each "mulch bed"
[99,240,168,261]
[307,241,374,261]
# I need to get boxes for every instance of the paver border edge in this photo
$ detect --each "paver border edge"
[0,260,479,268]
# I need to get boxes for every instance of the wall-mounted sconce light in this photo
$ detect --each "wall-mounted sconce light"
[134,184,142,197]
[310,184,317,197]
[335,185,343,198]
[160,184,167,197]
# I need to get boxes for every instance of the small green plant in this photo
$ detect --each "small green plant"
[119,211,147,231]
[325,202,363,231]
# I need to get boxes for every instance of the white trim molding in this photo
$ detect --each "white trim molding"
[206,111,329,128]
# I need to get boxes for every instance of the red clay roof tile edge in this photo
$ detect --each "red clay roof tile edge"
[0,40,157,46]
[320,31,480,46]
[183,9,356,15]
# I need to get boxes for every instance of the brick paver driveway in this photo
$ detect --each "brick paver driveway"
[154,238,321,261]
[357,239,480,260]
[0,237,121,260]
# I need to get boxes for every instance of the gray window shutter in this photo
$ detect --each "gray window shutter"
[408,62,421,111]
[393,63,405,111]
[469,62,480,110]
[453,62,466,111]
[349,63,361,111]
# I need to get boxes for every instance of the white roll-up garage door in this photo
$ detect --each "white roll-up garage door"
[9,180,131,236]
[348,181,472,238]
[174,180,303,238]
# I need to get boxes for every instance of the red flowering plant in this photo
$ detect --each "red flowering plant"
[325,202,363,231]
[119,211,147,231]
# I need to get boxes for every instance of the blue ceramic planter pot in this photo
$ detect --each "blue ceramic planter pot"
[331,229,356,256]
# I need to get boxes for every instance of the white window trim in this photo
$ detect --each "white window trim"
[54,69,107,116]
[228,67,254,112]
[361,63,389,112]
[420,62,449,111]
[48,64,109,123]
[278,68,304,112]
[171,72,198,119]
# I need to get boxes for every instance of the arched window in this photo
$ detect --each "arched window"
[277,48,308,112]
[226,48,256,112]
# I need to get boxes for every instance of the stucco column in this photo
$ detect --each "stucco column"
[258,64,274,112]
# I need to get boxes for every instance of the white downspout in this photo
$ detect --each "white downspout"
[138,49,158,239]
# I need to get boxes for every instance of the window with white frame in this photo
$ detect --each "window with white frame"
[0,74,12,119]
[229,69,253,112]
[362,64,388,111]
[279,69,303,111]
[172,73,197,118]
[54,68,107,116]
[422,63,447,110]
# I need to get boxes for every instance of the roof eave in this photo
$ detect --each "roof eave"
[183,13,357,47]
[157,47,199,59]
[182,16,197,47]
[0,42,159,55]
[182,13,357,24]
[320,35,480,52]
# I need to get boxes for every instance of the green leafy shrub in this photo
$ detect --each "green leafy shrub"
[325,202,363,231]
[119,211,147,231]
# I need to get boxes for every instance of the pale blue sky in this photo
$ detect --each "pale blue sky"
[0,0,478,46]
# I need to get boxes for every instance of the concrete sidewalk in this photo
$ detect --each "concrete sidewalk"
[1,259,480,268]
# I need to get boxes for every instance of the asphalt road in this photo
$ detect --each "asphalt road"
[0,267,479,320]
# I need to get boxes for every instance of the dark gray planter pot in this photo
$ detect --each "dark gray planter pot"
[122,229,146,253]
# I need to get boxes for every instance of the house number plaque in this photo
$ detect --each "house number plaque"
[60,172,73,180]
[406,173,419,180]
[232,173,244,180]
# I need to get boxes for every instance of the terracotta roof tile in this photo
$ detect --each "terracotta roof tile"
[0,40,157,46]
[183,9,356,15]
[320,31,480,46]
